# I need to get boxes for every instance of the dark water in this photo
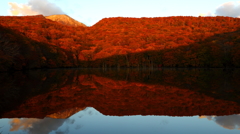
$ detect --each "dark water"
[0,68,240,134]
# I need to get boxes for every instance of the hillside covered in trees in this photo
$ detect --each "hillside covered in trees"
[0,15,240,71]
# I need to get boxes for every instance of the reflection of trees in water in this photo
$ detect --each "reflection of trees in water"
[94,68,240,103]
[1,68,240,117]
[0,69,80,116]
[0,77,20,111]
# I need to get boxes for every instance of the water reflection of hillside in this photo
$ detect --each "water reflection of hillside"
[0,68,240,118]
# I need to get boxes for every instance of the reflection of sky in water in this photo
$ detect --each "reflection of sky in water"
[0,107,240,134]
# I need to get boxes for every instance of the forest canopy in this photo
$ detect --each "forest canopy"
[0,15,240,71]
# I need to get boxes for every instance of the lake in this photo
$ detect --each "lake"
[0,68,240,134]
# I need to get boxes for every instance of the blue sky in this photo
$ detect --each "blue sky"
[0,0,240,26]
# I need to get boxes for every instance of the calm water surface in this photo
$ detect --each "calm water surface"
[0,68,240,134]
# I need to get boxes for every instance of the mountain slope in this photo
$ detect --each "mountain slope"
[0,16,240,70]
[0,21,81,71]
[45,14,87,27]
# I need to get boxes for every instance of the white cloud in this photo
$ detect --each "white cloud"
[215,1,240,17]
[8,0,65,16]
[8,2,39,16]
[199,12,213,17]
[199,1,240,18]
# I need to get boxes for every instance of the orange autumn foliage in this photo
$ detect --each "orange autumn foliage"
[1,15,240,71]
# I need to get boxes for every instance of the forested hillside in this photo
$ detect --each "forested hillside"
[0,15,240,71]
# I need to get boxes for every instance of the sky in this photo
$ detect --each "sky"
[0,0,240,26]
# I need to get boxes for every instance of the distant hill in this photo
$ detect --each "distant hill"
[45,14,87,27]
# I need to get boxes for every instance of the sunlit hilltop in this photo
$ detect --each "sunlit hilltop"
[46,14,87,27]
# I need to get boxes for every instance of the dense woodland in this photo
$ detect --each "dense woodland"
[0,15,240,71]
